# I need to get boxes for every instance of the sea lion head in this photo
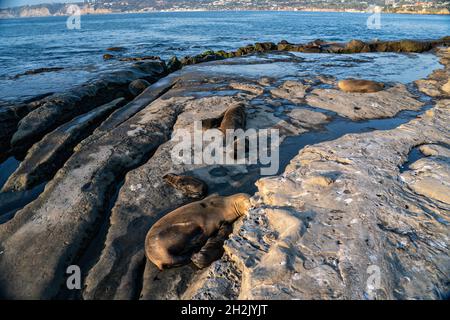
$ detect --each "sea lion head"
[228,193,252,218]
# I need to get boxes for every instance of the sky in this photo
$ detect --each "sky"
[0,0,80,9]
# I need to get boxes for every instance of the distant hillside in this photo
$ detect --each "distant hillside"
[1,0,449,18]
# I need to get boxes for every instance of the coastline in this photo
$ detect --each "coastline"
[1,8,449,20]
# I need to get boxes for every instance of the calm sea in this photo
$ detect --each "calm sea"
[0,11,449,102]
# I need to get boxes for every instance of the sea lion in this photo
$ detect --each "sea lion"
[162,173,208,199]
[337,79,384,93]
[145,193,251,270]
[201,104,246,132]
[219,104,246,133]
[191,222,233,269]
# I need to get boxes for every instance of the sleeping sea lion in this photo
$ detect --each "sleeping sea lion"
[337,79,384,93]
[163,173,208,199]
[145,193,251,270]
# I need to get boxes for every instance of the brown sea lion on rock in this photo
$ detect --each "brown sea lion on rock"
[338,79,384,93]
[191,222,233,269]
[201,104,247,132]
[219,104,246,133]
[145,193,251,270]
[162,173,208,199]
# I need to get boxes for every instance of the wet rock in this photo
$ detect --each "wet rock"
[270,80,310,103]
[119,56,160,62]
[0,94,52,154]
[2,98,126,192]
[306,84,423,120]
[343,39,371,53]
[338,79,384,93]
[167,56,182,73]
[254,42,277,52]
[12,67,64,79]
[236,45,256,57]
[11,60,167,155]
[107,47,126,52]
[103,53,114,60]
[277,40,293,51]
[129,79,150,97]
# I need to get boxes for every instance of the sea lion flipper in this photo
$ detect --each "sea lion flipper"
[191,223,233,269]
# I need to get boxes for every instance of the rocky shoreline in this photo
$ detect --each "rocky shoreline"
[0,38,449,299]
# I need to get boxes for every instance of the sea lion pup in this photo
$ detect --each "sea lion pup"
[162,173,208,199]
[337,79,384,93]
[145,193,251,270]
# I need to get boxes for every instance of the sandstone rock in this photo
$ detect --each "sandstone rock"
[419,144,450,157]
[442,80,450,95]
[401,153,450,204]
[306,84,423,120]
[229,82,264,95]
[415,79,442,97]
[270,80,310,103]
[187,99,450,300]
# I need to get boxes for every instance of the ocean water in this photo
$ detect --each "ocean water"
[0,11,449,102]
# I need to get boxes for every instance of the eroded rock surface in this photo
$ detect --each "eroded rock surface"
[306,84,423,120]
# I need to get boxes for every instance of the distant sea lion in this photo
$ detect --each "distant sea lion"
[162,173,208,199]
[145,193,251,270]
[338,79,384,93]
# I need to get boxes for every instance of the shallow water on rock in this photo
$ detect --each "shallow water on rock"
[196,52,442,84]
